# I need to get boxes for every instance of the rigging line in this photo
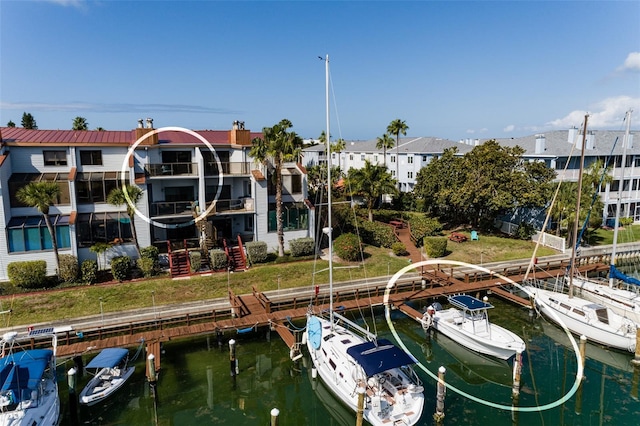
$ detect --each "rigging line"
[328,66,344,143]
[524,120,583,281]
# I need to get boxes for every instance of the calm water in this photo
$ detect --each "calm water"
[57,270,640,425]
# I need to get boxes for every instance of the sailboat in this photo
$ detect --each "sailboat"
[523,114,637,353]
[305,55,425,426]
[572,109,640,324]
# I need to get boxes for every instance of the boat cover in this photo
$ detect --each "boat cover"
[86,348,129,369]
[610,265,640,287]
[449,294,493,311]
[0,349,53,391]
[346,339,417,377]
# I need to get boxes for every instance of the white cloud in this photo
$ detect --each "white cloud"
[503,124,515,133]
[617,52,640,72]
[44,0,86,7]
[546,95,640,129]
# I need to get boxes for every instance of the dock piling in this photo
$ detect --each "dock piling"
[67,367,78,426]
[512,349,522,398]
[229,339,238,376]
[433,366,446,424]
[356,386,365,426]
[270,408,280,426]
[632,328,640,366]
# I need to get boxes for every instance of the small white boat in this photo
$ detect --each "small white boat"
[0,329,60,426]
[422,294,526,360]
[80,348,135,406]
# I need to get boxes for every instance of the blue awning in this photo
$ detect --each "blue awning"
[0,349,53,391]
[86,348,129,369]
[346,339,417,377]
[448,294,493,312]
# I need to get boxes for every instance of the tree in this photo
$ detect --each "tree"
[376,133,395,168]
[72,116,89,130]
[387,119,408,188]
[331,138,346,175]
[345,160,397,221]
[107,184,144,256]
[21,112,37,129]
[16,181,61,273]
[6,120,15,127]
[414,147,464,218]
[250,119,304,257]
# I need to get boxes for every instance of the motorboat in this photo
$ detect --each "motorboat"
[0,329,60,425]
[422,294,526,360]
[79,347,135,406]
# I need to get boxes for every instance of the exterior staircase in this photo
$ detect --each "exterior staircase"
[223,236,248,271]
[169,249,190,277]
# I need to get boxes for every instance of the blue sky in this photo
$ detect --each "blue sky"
[1,0,639,141]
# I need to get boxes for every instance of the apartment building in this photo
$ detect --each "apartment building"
[0,120,312,280]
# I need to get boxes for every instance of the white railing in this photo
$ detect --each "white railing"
[532,231,566,253]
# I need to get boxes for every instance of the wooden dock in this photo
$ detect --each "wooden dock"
[46,259,606,367]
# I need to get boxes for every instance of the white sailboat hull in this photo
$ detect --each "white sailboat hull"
[306,314,424,426]
[524,286,637,352]
[428,308,526,360]
[574,277,640,325]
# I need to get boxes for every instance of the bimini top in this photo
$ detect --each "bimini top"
[346,339,417,377]
[86,348,129,369]
[0,349,53,391]
[449,294,493,312]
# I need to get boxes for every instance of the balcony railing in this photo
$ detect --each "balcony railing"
[150,201,193,217]
[146,163,197,177]
[207,198,255,213]
[204,162,251,175]
[150,198,255,217]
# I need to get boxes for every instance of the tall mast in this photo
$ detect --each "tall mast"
[609,109,633,287]
[569,114,588,298]
[325,54,334,324]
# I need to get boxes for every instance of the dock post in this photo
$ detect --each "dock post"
[270,408,280,426]
[229,339,238,377]
[356,386,365,426]
[67,367,78,426]
[512,349,522,399]
[147,353,157,400]
[575,335,587,415]
[579,335,587,371]
[632,327,640,366]
[433,366,446,424]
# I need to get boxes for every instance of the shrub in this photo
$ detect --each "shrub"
[110,256,131,282]
[334,233,361,261]
[359,220,397,248]
[245,241,268,264]
[58,254,79,283]
[140,245,160,261]
[409,216,443,247]
[620,217,634,227]
[190,251,202,272]
[289,237,315,257]
[81,260,98,284]
[516,223,536,240]
[7,260,48,288]
[392,242,409,256]
[210,249,228,270]
[423,237,447,258]
[136,257,156,278]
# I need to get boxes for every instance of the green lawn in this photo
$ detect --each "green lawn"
[1,235,560,327]
[587,224,640,245]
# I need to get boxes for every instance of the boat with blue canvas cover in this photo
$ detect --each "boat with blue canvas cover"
[79,348,135,406]
[422,294,526,360]
[0,330,60,425]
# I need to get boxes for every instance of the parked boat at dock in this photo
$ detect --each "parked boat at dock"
[422,294,526,360]
[0,329,60,425]
[80,347,135,406]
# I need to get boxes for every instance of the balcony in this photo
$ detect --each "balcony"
[204,162,251,176]
[150,198,254,217]
[207,198,255,214]
[150,201,194,217]
[146,163,197,177]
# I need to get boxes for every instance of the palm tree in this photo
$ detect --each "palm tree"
[387,119,409,189]
[376,133,395,168]
[250,119,304,257]
[107,184,144,256]
[72,116,89,130]
[16,181,61,273]
[345,160,398,221]
[331,138,346,175]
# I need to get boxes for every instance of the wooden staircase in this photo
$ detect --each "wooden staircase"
[223,236,248,271]
[167,240,191,277]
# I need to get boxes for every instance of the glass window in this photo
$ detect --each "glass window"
[8,173,70,207]
[267,202,308,232]
[291,175,302,194]
[407,171,413,179]
[7,215,71,253]
[408,156,413,164]
[75,172,128,204]
[43,150,67,166]
[80,150,103,166]
[391,156,396,163]
[76,212,133,247]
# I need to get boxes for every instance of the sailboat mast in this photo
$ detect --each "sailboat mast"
[570,114,589,298]
[609,109,633,287]
[325,54,334,323]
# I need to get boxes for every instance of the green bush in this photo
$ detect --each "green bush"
[371,209,402,223]
[334,233,361,261]
[136,257,156,278]
[409,216,443,246]
[7,260,48,288]
[140,245,160,261]
[110,256,131,282]
[58,254,79,283]
[190,251,202,272]
[423,237,447,258]
[359,220,398,248]
[210,249,228,270]
[516,223,536,240]
[289,237,315,257]
[245,241,268,264]
[392,242,409,256]
[620,217,634,227]
[81,260,98,284]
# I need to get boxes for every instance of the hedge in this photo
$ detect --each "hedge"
[245,241,268,264]
[58,254,79,283]
[111,256,131,282]
[409,216,443,247]
[289,237,315,257]
[7,260,48,288]
[424,237,447,258]
[334,233,361,261]
[210,249,228,270]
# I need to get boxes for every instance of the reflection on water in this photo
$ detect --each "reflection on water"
[57,297,640,425]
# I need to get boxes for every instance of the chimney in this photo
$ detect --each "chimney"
[230,121,250,145]
[535,134,546,154]
[137,119,144,128]
[146,118,154,129]
[568,127,577,144]
[585,131,595,150]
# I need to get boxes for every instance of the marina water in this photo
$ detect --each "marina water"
[58,269,640,425]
